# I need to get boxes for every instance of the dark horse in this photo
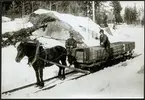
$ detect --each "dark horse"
[15,41,67,87]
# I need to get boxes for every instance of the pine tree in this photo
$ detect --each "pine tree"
[132,4,138,24]
[124,7,130,24]
[124,6,138,24]
[110,1,123,24]
[7,1,19,19]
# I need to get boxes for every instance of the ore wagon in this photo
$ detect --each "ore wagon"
[72,41,135,69]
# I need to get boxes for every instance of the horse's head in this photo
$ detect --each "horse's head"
[15,42,26,62]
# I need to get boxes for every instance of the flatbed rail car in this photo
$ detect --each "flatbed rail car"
[72,41,135,68]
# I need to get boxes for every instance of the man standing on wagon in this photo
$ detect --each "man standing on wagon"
[99,29,111,59]
[65,31,77,66]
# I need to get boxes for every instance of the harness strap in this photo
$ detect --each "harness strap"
[29,43,66,67]
[29,41,40,67]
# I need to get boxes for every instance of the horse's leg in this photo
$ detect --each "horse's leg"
[57,61,62,79]
[58,67,61,78]
[39,68,44,87]
[60,56,67,79]
[33,66,41,86]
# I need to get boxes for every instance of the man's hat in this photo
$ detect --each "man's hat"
[69,31,74,36]
[99,29,104,33]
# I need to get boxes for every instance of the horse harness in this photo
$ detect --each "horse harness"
[29,42,66,67]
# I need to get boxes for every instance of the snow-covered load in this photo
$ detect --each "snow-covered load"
[29,9,103,47]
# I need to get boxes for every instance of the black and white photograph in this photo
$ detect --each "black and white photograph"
[1,0,144,99]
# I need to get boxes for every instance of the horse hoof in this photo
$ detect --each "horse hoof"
[63,76,66,80]
[39,85,44,89]
[36,83,40,86]
[35,82,44,88]
[58,76,61,79]
[58,77,62,80]
[40,82,44,87]
[60,76,65,80]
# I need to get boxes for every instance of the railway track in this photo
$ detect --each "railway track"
[1,70,77,95]
[2,53,142,95]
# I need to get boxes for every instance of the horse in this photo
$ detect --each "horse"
[15,41,67,87]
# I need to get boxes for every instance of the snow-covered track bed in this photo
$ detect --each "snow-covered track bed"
[2,53,141,96]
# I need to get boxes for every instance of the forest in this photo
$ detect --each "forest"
[2,0,144,26]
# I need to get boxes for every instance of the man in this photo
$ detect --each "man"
[65,32,77,66]
[99,29,111,59]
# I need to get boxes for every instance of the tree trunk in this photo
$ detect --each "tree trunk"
[49,1,51,10]
[31,1,34,13]
[3,4,6,15]
[55,5,58,11]
[69,4,71,13]
[22,1,25,16]
[92,1,95,22]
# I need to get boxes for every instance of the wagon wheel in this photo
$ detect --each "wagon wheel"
[120,54,126,62]
[129,51,134,59]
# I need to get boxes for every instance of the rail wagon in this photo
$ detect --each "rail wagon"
[72,41,135,68]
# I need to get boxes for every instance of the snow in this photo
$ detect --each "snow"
[2,18,33,34]
[2,16,11,22]
[34,9,58,15]
[32,9,103,46]
[2,9,144,98]
[35,55,143,98]
[32,9,141,47]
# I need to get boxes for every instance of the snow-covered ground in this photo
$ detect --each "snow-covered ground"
[1,10,144,98]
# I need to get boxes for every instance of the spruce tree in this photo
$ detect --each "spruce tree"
[110,1,123,24]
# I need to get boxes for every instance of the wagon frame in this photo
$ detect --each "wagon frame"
[72,41,135,69]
